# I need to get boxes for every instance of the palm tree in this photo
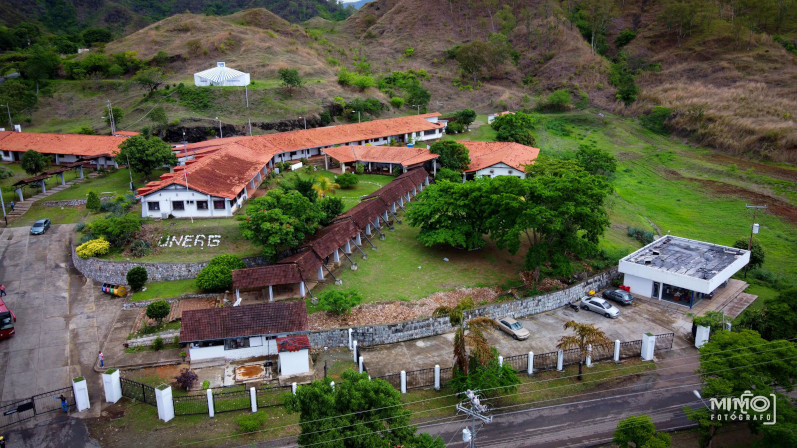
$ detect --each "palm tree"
[433,297,495,375]
[557,320,611,381]
[313,176,340,198]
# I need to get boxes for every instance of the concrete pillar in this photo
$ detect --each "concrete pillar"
[462,172,466,183]
[498,355,503,367]
[344,241,351,254]
[155,385,174,422]
[324,155,328,170]
[207,389,215,418]
[402,166,407,173]
[658,284,663,301]
[528,352,534,376]
[434,365,440,390]
[72,377,90,412]
[400,370,406,394]
[102,369,122,403]
[55,154,59,164]
[318,267,325,281]
[268,285,273,302]
[695,325,710,348]
[366,223,372,235]
[59,173,65,185]
[330,381,335,391]
[352,341,358,362]
[358,356,364,373]
[556,349,564,371]
[292,382,297,395]
[586,345,592,367]
[348,328,353,350]
[355,234,362,245]
[250,387,257,413]
[15,188,23,202]
[79,166,84,178]
[40,180,46,194]
[389,163,392,173]
[614,340,621,362]
[113,161,119,169]
[299,282,306,298]
[641,333,655,361]
[333,249,340,263]
[341,164,346,174]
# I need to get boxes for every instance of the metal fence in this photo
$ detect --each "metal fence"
[405,367,436,390]
[120,377,157,406]
[533,351,559,371]
[0,386,75,430]
[619,340,643,359]
[440,367,454,384]
[213,389,252,414]
[173,393,209,416]
[256,385,292,408]
[655,333,674,351]
[503,354,528,372]
[591,344,615,363]
[372,372,402,390]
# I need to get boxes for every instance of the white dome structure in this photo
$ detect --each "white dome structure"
[193,62,250,87]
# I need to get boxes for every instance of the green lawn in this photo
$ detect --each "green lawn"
[0,162,83,206]
[45,168,168,202]
[130,278,200,301]
[273,169,394,211]
[311,221,527,304]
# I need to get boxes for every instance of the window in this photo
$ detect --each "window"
[197,201,209,210]
[290,151,296,157]
[213,200,226,210]
[172,201,184,211]
[2,151,9,158]
[148,201,160,211]
[224,338,250,350]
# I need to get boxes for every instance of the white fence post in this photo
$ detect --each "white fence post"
[250,387,257,413]
[348,328,353,350]
[102,369,122,403]
[614,340,621,362]
[586,344,592,368]
[330,381,335,391]
[434,365,440,390]
[352,341,358,362]
[292,382,297,395]
[400,371,406,394]
[556,350,564,371]
[72,377,90,412]
[498,356,503,367]
[155,385,175,422]
[641,333,656,361]
[527,352,534,376]
[207,388,215,418]
[359,356,364,373]
[695,325,710,348]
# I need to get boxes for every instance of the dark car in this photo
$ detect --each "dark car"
[30,218,51,235]
[603,289,634,306]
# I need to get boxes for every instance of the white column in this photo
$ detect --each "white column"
[344,241,351,254]
[352,341,358,362]
[614,340,621,362]
[695,325,710,348]
[155,385,175,422]
[358,356,364,373]
[102,369,122,403]
[330,381,335,391]
[498,356,503,367]
[333,249,340,262]
[79,166,84,178]
[434,365,440,390]
[292,382,298,395]
[250,387,257,413]
[527,352,534,376]
[72,377,90,412]
[641,333,655,361]
[586,345,592,367]
[318,267,325,280]
[268,285,273,302]
[556,349,564,371]
[299,282,306,298]
[207,389,215,418]
[59,173,65,185]
[400,370,406,394]
[355,234,362,245]
[348,328,354,350]
[366,224,372,235]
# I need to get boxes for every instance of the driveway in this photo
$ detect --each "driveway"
[362,299,688,376]
[0,224,119,410]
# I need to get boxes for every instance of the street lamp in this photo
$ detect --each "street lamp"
[299,116,306,129]
[411,104,421,115]
[693,390,717,448]
[216,117,223,139]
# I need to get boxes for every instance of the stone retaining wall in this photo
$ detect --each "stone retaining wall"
[121,294,218,310]
[71,246,269,284]
[42,196,112,207]
[127,330,181,348]
[309,268,618,348]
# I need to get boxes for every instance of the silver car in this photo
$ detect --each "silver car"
[580,297,620,318]
[496,317,530,340]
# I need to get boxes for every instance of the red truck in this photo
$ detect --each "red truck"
[0,298,15,339]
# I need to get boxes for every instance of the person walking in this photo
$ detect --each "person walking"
[57,395,68,413]
[9,201,14,212]
[98,351,104,368]
[0,284,5,297]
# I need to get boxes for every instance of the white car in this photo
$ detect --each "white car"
[580,297,620,319]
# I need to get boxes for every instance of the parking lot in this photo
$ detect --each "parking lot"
[362,297,688,377]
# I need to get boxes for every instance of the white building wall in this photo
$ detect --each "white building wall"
[623,274,654,298]
[188,345,225,361]
[188,337,279,361]
[140,186,231,219]
[474,162,526,179]
[0,151,14,162]
[279,349,310,376]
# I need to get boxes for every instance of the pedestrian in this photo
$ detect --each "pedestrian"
[98,351,104,368]
[57,395,68,413]
[9,201,14,212]
[0,434,5,448]
[0,284,5,297]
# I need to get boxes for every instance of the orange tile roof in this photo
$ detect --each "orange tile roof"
[113,131,140,136]
[322,145,438,166]
[0,131,125,157]
[459,141,540,173]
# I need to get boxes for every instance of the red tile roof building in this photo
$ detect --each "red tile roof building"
[180,301,308,343]
[459,141,540,178]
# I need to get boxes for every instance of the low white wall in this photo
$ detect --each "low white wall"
[279,350,310,376]
[475,162,525,179]
[623,274,653,298]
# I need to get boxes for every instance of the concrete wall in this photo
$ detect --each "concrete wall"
[71,245,269,284]
[188,336,278,361]
[141,185,234,219]
[310,268,618,348]
[623,273,653,298]
[279,350,310,376]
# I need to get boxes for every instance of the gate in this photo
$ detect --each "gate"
[0,386,75,430]
[655,333,674,351]
[120,377,157,406]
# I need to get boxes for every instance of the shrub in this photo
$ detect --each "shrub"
[76,238,110,258]
[86,191,101,211]
[318,289,363,315]
[130,240,151,257]
[88,214,142,247]
[145,300,170,324]
[390,96,405,108]
[435,167,462,183]
[336,172,359,189]
[151,336,164,351]
[320,197,344,226]
[236,413,263,433]
[627,226,655,245]
[446,121,464,133]
[196,254,246,292]
[540,89,571,112]
[639,106,672,135]
[0,165,13,179]
[355,164,364,175]
[126,266,148,291]
[202,380,210,390]
[173,368,198,391]
[615,29,637,48]
[75,222,86,232]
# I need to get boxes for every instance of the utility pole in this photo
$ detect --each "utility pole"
[106,100,116,135]
[216,117,223,139]
[412,104,421,115]
[744,204,766,278]
[457,390,492,448]
[1,103,11,128]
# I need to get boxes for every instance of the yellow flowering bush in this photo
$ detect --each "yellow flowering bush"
[76,238,110,259]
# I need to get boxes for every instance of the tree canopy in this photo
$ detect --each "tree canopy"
[239,189,324,260]
[613,415,671,448]
[406,180,489,250]
[115,135,177,181]
[279,68,303,94]
[556,321,611,380]
[21,149,48,175]
[133,67,166,93]
[575,145,617,177]
[735,288,797,341]
[429,140,470,172]
[285,370,444,448]
[733,238,765,270]
[491,111,538,146]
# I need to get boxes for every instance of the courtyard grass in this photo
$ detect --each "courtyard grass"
[9,203,96,227]
[44,168,168,202]
[276,169,394,211]
[130,278,200,301]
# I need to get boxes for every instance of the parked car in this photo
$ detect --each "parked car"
[30,218,51,235]
[580,297,620,318]
[495,317,530,340]
[603,289,634,305]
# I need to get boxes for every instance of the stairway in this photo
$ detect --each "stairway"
[5,178,86,222]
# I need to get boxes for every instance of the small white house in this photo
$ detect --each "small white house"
[194,62,251,87]
[459,141,540,180]
[277,335,311,377]
[619,235,750,308]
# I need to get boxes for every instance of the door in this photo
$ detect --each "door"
[652,282,660,300]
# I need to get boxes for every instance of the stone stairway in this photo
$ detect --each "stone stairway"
[5,178,86,222]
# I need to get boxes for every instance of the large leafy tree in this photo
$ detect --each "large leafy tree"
[115,135,177,181]
[733,238,765,270]
[735,288,797,341]
[613,415,671,448]
[453,109,477,129]
[239,189,324,260]
[278,68,303,94]
[285,370,445,448]
[575,145,617,177]
[406,180,488,250]
[429,140,470,172]
[490,111,538,146]
[556,321,611,381]
[686,330,797,447]
[21,149,48,175]
[133,67,166,94]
